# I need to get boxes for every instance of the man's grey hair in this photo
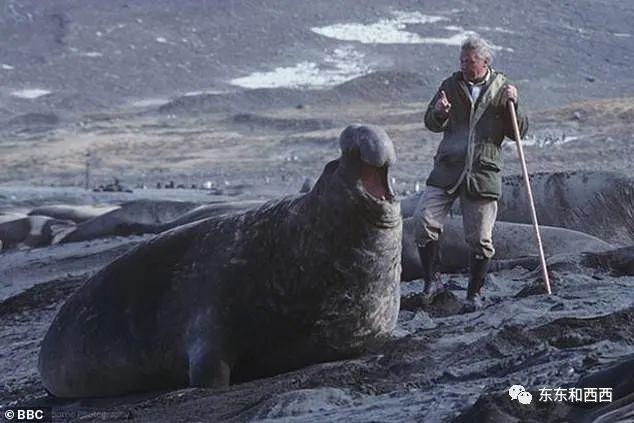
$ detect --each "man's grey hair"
[461,35,494,63]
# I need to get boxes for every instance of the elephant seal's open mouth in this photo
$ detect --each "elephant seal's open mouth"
[360,163,394,202]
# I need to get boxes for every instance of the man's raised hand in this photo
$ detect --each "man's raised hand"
[434,90,452,118]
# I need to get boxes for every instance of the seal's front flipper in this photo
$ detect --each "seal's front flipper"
[187,341,231,388]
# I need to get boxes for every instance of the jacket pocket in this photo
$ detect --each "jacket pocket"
[468,143,503,198]
[478,156,501,172]
[474,142,503,171]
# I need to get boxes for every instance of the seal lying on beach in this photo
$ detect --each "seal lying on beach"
[28,204,119,224]
[498,171,634,245]
[0,214,75,250]
[400,216,613,280]
[38,124,403,398]
[57,201,270,244]
[128,200,266,234]
[401,171,634,244]
[58,200,199,244]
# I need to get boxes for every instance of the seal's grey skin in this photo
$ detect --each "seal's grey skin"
[55,179,313,239]
[401,171,634,245]
[574,355,634,402]
[56,201,267,243]
[38,124,402,398]
[144,201,265,233]
[0,215,75,250]
[581,246,634,276]
[497,171,634,245]
[59,200,198,243]
[29,205,119,223]
[401,216,612,279]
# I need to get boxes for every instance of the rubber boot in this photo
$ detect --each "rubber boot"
[417,240,444,301]
[465,253,491,310]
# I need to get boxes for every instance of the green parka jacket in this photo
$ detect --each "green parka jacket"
[424,69,528,199]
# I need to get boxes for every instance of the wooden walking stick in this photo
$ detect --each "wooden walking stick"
[507,101,552,294]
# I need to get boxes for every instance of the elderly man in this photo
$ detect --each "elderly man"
[414,35,528,308]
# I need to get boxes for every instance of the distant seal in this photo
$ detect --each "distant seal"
[580,245,634,276]
[142,200,265,233]
[57,200,264,243]
[401,216,612,280]
[0,214,75,250]
[38,124,402,397]
[0,213,29,249]
[28,204,119,223]
[58,200,199,243]
[574,354,634,403]
[401,171,634,244]
[497,171,634,244]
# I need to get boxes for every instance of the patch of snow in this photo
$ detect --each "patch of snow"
[312,10,512,51]
[312,11,448,44]
[614,33,631,38]
[2,64,14,70]
[230,46,370,89]
[183,90,224,96]
[81,52,103,58]
[11,89,51,99]
[156,37,168,43]
[130,98,169,108]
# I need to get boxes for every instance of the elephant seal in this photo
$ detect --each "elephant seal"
[57,201,264,243]
[497,171,634,245]
[0,215,75,250]
[58,200,199,243]
[28,204,119,223]
[0,214,30,249]
[38,124,403,398]
[139,200,265,233]
[581,245,634,276]
[401,171,634,245]
[573,354,634,404]
[401,216,612,280]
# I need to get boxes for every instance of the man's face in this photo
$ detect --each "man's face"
[460,49,489,82]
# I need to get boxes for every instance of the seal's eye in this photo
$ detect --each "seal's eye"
[360,163,392,201]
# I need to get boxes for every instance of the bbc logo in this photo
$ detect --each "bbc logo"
[2,408,51,422]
